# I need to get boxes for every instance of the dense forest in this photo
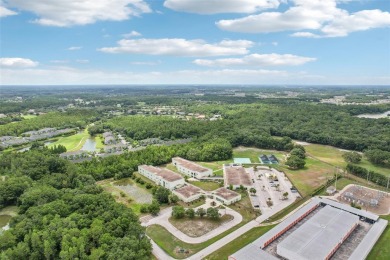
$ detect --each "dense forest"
[103,102,390,152]
[0,148,152,259]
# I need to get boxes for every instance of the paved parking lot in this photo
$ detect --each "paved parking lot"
[246,166,300,214]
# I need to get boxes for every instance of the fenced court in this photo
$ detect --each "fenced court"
[233,158,252,164]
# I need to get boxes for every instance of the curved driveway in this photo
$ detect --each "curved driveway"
[142,206,243,244]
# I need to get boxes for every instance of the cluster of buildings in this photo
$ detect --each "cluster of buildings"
[138,157,251,205]
[0,128,74,149]
[229,197,388,260]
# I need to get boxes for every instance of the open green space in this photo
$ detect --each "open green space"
[188,180,221,191]
[233,149,260,163]
[367,215,390,260]
[0,205,18,229]
[47,128,89,152]
[168,214,233,238]
[21,114,37,120]
[97,177,154,215]
[305,143,390,177]
[0,206,18,217]
[275,156,335,197]
[95,135,105,149]
[204,225,276,260]
[0,215,12,228]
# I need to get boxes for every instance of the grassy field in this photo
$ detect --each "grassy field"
[276,157,335,197]
[168,215,233,237]
[0,206,18,228]
[367,215,390,260]
[21,114,37,120]
[233,147,286,164]
[305,144,390,177]
[48,128,89,152]
[188,180,221,191]
[97,177,154,215]
[95,135,104,149]
[204,225,276,260]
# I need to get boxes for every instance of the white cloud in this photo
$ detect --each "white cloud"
[216,0,390,37]
[1,66,389,85]
[68,46,82,51]
[0,58,38,68]
[194,53,316,67]
[130,61,161,65]
[0,66,290,85]
[164,0,280,14]
[122,30,142,38]
[76,59,89,63]
[4,0,151,27]
[50,60,69,64]
[99,38,254,57]
[0,1,17,17]
[290,32,321,38]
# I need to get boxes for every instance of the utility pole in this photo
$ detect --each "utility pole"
[335,167,338,191]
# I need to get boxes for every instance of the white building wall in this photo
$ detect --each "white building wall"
[213,193,241,205]
[172,159,212,179]
[138,166,184,190]
[173,191,202,203]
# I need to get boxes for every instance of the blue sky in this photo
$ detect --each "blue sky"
[0,0,389,85]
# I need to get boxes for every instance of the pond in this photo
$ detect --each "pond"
[356,110,390,119]
[0,215,12,229]
[81,137,97,152]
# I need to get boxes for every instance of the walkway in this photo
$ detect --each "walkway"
[142,206,243,244]
[147,196,298,259]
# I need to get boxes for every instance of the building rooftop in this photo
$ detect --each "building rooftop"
[139,165,183,182]
[174,184,203,198]
[277,205,359,260]
[320,198,379,221]
[173,157,210,173]
[214,187,241,200]
[224,165,252,187]
[229,244,279,260]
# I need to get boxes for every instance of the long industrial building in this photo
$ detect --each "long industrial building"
[172,157,212,178]
[229,197,388,260]
[138,165,185,190]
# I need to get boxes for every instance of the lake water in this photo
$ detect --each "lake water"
[81,137,97,152]
[356,110,390,119]
[0,215,11,229]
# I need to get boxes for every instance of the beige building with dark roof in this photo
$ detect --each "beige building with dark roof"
[138,165,185,190]
[223,165,252,189]
[211,187,241,205]
[172,157,212,178]
[173,184,205,203]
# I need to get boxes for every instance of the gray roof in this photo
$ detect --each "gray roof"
[320,198,379,221]
[277,205,359,260]
[253,198,321,249]
[229,244,279,260]
[348,218,388,260]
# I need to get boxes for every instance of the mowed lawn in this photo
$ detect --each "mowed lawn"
[204,225,276,260]
[21,114,37,120]
[305,144,390,177]
[48,129,89,152]
[276,157,335,197]
[188,180,221,191]
[367,215,390,260]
